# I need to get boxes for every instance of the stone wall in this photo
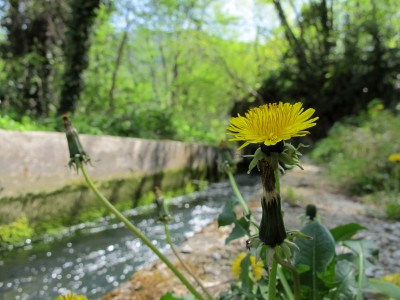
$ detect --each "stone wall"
[0,130,218,225]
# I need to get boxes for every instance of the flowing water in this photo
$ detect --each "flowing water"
[0,175,260,300]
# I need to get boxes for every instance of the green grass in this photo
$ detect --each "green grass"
[311,102,400,218]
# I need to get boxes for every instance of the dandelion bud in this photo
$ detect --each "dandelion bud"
[305,204,317,220]
[63,115,90,170]
[154,187,172,223]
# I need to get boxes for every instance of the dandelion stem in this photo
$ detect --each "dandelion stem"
[268,253,278,300]
[274,252,301,300]
[277,266,294,300]
[227,171,249,215]
[163,223,214,300]
[80,165,206,300]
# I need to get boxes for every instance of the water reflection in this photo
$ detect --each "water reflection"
[0,175,259,300]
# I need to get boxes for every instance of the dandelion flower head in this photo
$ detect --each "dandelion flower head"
[231,253,263,281]
[227,102,318,149]
[389,153,400,162]
[55,292,88,300]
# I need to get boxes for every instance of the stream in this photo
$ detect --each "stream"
[0,175,260,300]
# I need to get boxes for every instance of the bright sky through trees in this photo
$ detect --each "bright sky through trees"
[112,0,279,42]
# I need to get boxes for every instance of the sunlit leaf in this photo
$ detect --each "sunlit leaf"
[225,217,250,244]
[330,223,367,242]
[218,197,238,227]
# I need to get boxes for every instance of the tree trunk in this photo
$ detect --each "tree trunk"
[57,0,101,116]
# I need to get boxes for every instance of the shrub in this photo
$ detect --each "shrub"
[0,216,34,247]
[311,104,400,197]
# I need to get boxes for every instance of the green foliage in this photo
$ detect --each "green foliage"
[294,221,336,274]
[58,0,101,115]
[233,0,400,139]
[217,197,238,227]
[1,0,399,144]
[312,106,400,196]
[225,216,251,244]
[217,196,253,244]
[217,180,388,300]
[386,203,400,221]
[330,223,367,242]
[0,114,52,131]
[0,216,34,247]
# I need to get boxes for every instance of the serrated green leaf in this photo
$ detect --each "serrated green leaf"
[330,223,367,242]
[225,217,250,244]
[218,197,237,227]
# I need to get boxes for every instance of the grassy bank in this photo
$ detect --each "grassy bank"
[311,103,400,219]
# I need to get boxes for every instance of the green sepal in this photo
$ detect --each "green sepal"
[247,147,267,174]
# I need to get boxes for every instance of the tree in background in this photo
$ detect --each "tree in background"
[0,0,398,143]
[0,0,67,117]
[57,0,102,116]
[232,0,400,138]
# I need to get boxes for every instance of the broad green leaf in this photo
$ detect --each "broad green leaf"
[330,223,367,242]
[218,197,238,227]
[225,217,250,244]
[294,221,336,273]
[299,270,329,293]
[370,279,400,299]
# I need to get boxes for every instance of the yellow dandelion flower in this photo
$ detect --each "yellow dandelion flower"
[227,102,318,149]
[231,253,263,281]
[389,153,400,162]
[381,273,400,286]
[55,292,88,300]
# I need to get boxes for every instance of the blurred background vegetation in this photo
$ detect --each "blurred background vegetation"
[0,0,399,216]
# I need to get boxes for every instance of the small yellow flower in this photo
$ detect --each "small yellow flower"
[227,102,318,149]
[55,292,88,300]
[381,273,400,286]
[231,253,263,281]
[389,153,400,162]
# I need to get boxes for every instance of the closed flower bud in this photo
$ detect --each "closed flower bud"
[63,115,90,170]
[154,187,173,223]
[258,159,287,247]
[305,204,317,220]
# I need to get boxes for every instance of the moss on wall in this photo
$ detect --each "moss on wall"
[0,165,218,247]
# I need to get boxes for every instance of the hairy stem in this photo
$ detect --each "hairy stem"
[277,266,295,300]
[274,253,301,300]
[268,254,278,300]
